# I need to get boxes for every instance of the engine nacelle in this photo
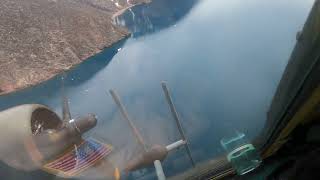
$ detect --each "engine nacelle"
[0,104,97,171]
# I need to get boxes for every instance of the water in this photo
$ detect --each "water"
[0,0,314,179]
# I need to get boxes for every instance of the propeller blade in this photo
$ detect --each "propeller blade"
[161,81,195,167]
[61,73,71,122]
[109,89,148,152]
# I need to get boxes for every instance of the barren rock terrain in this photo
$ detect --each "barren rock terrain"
[0,0,149,94]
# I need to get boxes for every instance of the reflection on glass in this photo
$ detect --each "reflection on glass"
[221,132,262,175]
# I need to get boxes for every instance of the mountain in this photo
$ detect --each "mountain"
[0,0,148,95]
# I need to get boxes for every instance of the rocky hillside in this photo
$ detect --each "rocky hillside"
[0,0,148,94]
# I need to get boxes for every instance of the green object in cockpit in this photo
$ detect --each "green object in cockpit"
[221,132,262,175]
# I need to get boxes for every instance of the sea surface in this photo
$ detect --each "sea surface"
[0,0,314,179]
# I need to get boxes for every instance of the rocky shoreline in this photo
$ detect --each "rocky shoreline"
[0,0,150,95]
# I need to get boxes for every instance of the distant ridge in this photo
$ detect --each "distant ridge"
[0,0,149,95]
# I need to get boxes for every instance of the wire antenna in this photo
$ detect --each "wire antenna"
[109,89,148,152]
[61,73,71,122]
[161,81,195,167]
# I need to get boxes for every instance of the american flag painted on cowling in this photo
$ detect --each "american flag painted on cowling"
[43,138,113,177]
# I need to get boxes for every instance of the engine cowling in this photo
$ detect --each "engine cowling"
[0,104,97,171]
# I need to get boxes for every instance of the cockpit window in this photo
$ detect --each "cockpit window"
[0,0,315,179]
